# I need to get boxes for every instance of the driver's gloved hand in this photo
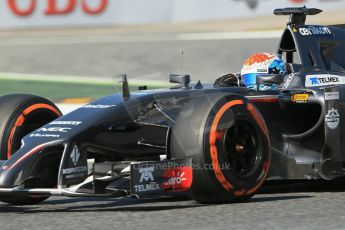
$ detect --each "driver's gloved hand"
[214,73,239,87]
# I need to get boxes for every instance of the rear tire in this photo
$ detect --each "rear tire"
[171,94,271,203]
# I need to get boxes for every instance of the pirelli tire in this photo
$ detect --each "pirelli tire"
[170,94,271,203]
[0,94,61,205]
[0,94,62,160]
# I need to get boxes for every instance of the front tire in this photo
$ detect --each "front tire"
[0,94,61,205]
[0,94,61,160]
[171,94,271,203]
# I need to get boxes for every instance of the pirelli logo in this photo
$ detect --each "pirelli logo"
[291,94,309,103]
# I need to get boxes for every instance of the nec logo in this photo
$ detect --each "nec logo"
[6,0,108,17]
[38,127,72,133]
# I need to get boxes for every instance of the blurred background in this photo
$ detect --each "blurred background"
[0,0,344,112]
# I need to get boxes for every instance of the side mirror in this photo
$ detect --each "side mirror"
[169,74,191,88]
[256,74,285,85]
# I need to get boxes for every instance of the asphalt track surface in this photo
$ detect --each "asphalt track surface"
[1,182,345,230]
[2,34,345,230]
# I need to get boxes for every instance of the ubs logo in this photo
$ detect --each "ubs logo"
[7,0,108,17]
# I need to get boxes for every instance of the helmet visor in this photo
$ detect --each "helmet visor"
[241,73,257,87]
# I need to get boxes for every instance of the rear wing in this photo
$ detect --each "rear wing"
[274,7,322,25]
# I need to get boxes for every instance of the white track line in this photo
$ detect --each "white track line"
[0,31,281,46]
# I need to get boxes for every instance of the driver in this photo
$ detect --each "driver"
[241,52,286,90]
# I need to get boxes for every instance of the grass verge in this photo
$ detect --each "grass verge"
[0,73,169,102]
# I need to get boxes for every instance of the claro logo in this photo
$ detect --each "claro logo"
[6,0,108,17]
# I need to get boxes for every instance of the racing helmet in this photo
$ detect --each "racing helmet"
[241,53,286,90]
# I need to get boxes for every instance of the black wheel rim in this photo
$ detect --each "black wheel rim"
[222,119,261,179]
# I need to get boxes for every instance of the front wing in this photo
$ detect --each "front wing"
[0,158,193,199]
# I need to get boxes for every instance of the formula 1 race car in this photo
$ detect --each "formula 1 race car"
[0,7,344,205]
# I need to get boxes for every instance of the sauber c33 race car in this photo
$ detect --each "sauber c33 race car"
[0,7,345,205]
